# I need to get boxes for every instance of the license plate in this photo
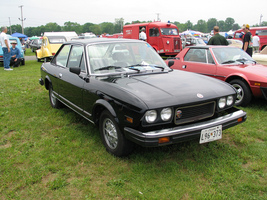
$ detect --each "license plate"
[200,125,222,144]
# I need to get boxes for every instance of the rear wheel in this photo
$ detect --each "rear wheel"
[229,79,252,106]
[99,110,133,157]
[49,85,62,109]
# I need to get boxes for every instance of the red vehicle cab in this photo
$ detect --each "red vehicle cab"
[123,21,182,56]
[234,26,267,51]
[166,45,267,106]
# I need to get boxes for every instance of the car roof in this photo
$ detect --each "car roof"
[64,38,144,45]
[186,45,237,49]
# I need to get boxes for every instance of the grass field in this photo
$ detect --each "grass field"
[0,60,266,199]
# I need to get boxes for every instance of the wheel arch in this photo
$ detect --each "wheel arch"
[44,75,52,90]
[225,75,251,91]
[92,99,118,127]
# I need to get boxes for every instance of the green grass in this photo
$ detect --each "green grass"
[24,48,36,56]
[0,60,266,199]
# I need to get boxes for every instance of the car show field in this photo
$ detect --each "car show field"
[0,50,266,199]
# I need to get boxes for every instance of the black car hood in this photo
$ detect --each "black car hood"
[99,70,235,109]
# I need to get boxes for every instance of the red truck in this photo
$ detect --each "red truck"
[123,22,182,56]
[234,26,267,51]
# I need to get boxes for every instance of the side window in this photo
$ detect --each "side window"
[67,45,84,70]
[149,28,159,37]
[184,49,207,63]
[207,50,215,64]
[54,45,71,67]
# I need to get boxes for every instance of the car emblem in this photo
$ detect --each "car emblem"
[197,93,204,98]
[176,110,182,119]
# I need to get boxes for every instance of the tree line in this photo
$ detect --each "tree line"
[6,17,267,37]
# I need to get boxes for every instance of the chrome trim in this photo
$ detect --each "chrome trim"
[125,109,246,138]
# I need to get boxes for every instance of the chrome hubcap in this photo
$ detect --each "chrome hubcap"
[103,118,118,149]
[232,83,244,104]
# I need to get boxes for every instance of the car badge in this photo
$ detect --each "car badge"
[176,110,182,119]
[197,93,204,98]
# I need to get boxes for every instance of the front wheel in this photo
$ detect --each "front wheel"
[49,85,62,109]
[229,79,252,106]
[99,110,133,157]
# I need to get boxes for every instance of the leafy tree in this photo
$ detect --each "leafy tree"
[185,20,193,30]
[207,18,217,32]
[82,22,95,33]
[217,20,225,32]
[100,22,114,34]
[224,17,235,31]
[90,24,101,35]
[194,19,207,33]
[63,21,82,34]
[44,22,61,32]
[8,24,22,34]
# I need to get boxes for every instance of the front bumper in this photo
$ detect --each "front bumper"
[124,108,246,147]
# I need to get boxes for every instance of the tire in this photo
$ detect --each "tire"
[21,59,25,65]
[36,55,41,62]
[229,79,252,106]
[99,110,133,157]
[49,85,62,109]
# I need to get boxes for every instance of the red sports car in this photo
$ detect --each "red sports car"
[166,46,267,106]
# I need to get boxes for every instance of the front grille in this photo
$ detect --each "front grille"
[174,101,215,125]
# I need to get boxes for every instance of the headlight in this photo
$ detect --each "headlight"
[161,108,172,121]
[227,95,234,106]
[145,110,157,123]
[218,97,226,109]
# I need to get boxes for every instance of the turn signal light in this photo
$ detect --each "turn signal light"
[254,83,261,86]
[237,117,243,122]
[158,137,170,144]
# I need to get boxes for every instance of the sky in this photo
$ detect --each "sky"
[0,0,266,30]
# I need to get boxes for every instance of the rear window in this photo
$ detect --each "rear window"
[48,36,66,44]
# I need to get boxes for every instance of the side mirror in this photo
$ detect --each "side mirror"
[69,67,81,75]
[168,60,174,68]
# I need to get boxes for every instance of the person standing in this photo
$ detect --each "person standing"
[252,33,260,53]
[207,26,228,45]
[242,24,253,56]
[139,27,147,41]
[10,40,21,67]
[0,26,13,71]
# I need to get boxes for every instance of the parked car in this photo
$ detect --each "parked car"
[36,36,66,62]
[227,39,243,49]
[29,38,42,52]
[0,36,25,65]
[39,38,246,156]
[166,45,267,106]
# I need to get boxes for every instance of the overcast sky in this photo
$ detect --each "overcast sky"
[0,0,266,29]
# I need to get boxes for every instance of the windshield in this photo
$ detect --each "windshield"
[212,47,255,64]
[48,36,66,44]
[87,42,168,74]
[160,28,178,35]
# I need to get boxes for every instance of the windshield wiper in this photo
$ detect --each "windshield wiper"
[94,66,122,71]
[221,60,236,64]
[126,64,165,71]
[237,58,256,64]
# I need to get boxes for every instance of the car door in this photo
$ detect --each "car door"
[53,44,86,112]
[179,48,217,77]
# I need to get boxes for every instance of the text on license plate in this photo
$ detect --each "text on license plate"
[200,125,222,144]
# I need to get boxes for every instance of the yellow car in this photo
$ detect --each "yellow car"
[36,36,66,62]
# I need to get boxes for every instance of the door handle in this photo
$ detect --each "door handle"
[59,73,62,78]
[182,65,187,69]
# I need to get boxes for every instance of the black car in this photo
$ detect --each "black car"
[39,38,246,156]
[29,38,42,52]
